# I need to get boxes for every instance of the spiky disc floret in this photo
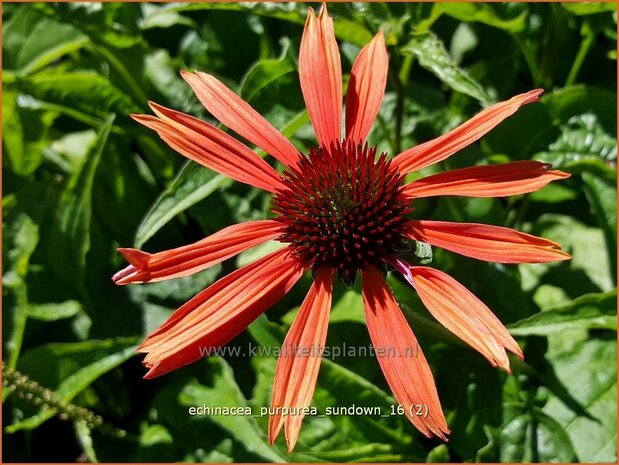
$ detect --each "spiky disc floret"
[273,140,412,284]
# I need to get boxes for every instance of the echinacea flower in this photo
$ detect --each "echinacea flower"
[114,4,571,452]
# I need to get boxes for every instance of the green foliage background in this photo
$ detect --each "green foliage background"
[2,2,617,462]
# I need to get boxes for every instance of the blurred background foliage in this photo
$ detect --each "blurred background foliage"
[2,2,617,462]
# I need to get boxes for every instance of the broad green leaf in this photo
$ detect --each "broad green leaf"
[143,50,201,115]
[529,183,578,204]
[43,130,97,174]
[240,39,296,104]
[562,3,617,15]
[480,403,577,462]
[542,85,616,132]
[145,3,373,46]
[402,32,491,104]
[508,290,617,336]
[7,337,139,432]
[535,214,614,293]
[543,338,617,462]
[27,300,83,322]
[16,71,139,118]
[3,6,42,70]
[533,114,616,177]
[48,115,114,293]
[140,3,196,29]
[17,20,88,75]
[178,358,288,462]
[134,162,229,248]
[438,3,528,33]
[3,6,87,74]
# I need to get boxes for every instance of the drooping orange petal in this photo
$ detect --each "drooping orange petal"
[403,161,570,199]
[393,89,544,174]
[268,267,334,452]
[407,265,523,372]
[299,5,342,148]
[113,220,282,285]
[181,71,300,168]
[345,32,388,144]
[139,247,306,378]
[132,104,285,193]
[362,266,450,439]
[403,220,571,263]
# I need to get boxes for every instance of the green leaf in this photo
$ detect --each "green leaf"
[2,212,39,368]
[542,85,616,132]
[543,338,617,462]
[427,444,450,462]
[27,300,83,322]
[480,403,577,462]
[3,6,88,74]
[583,171,617,280]
[178,358,288,462]
[16,71,140,118]
[2,6,42,70]
[134,162,229,248]
[437,3,528,33]
[562,2,617,15]
[7,337,139,432]
[508,290,617,336]
[240,39,296,104]
[2,89,56,176]
[17,21,88,75]
[401,32,491,104]
[533,114,616,177]
[534,214,614,293]
[146,3,373,46]
[48,115,114,293]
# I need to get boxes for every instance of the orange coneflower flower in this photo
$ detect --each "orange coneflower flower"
[113,5,570,452]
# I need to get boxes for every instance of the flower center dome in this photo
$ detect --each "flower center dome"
[273,140,411,284]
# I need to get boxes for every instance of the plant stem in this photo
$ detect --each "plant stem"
[565,32,595,86]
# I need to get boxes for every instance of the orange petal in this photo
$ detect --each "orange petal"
[403,161,570,199]
[403,220,572,263]
[345,32,388,144]
[139,247,305,378]
[362,266,450,439]
[132,104,284,193]
[394,90,544,174]
[409,266,523,372]
[113,220,282,285]
[181,71,300,168]
[268,267,334,452]
[299,5,342,147]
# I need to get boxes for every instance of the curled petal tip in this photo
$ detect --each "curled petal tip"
[318,2,328,17]
[179,69,193,79]
[112,264,137,285]
[524,88,544,103]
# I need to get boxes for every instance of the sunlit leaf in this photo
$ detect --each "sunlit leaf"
[402,32,491,104]
[508,290,616,335]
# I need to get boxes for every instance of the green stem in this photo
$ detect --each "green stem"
[512,34,543,88]
[565,32,595,86]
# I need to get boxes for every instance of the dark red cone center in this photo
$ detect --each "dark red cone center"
[273,140,411,284]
